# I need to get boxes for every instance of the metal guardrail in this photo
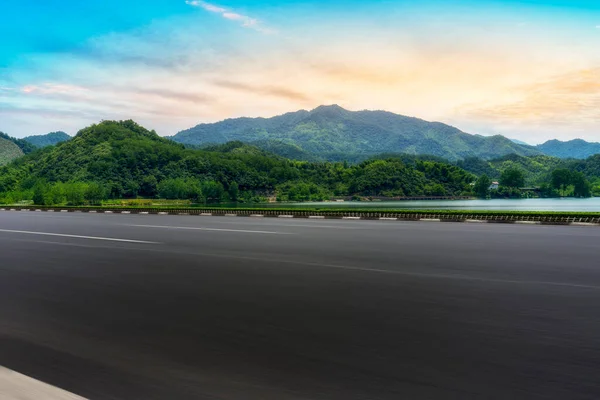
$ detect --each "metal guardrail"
[1,206,600,225]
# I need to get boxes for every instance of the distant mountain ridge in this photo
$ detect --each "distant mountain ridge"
[536,139,600,159]
[23,131,71,148]
[173,105,541,161]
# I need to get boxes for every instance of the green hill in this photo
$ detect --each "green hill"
[173,105,541,161]
[0,137,24,166]
[457,154,563,185]
[0,120,476,204]
[537,139,600,159]
[0,131,37,154]
[23,131,71,147]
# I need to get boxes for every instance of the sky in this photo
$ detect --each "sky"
[1,0,599,143]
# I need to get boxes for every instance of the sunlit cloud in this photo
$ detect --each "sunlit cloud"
[454,68,600,142]
[212,80,312,102]
[20,83,88,95]
[185,1,276,34]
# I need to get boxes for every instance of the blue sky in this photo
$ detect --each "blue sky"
[1,0,599,142]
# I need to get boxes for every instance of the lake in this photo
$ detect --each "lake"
[255,198,600,212]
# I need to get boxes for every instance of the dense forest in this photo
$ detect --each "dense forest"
[0,120,476,206]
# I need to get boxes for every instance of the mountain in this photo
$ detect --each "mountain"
[23,131,71,147]
[537,139,600,159]
[509,138,531,146]
[0,137,24,166]
[173,105,542,161]
[0,120,476,204]
[0,131,36,154]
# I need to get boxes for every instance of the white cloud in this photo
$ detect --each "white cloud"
[186,0,225,13]
[186,1,276,34]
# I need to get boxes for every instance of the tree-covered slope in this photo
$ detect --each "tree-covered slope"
[0,131,36,154]
[23,131,71,147]
[173,105,541,161]
[0,137,24,166]
[537,139,600,159]
[0,120,476,204]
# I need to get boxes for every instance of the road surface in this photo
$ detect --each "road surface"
[1,211,600,399]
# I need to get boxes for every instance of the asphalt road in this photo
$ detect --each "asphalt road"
[2,212,600,399]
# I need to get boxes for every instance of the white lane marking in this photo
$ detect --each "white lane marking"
[342,217,362,220]
[420,218,442,222]
[278,215,294,218]
[379,218,398,221]
[465,219,487,223]
[515,221,541,225]
[128,224,292,235]
[0,229,159,244]
[0,367,87,399]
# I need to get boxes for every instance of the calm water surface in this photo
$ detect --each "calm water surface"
[252,198,600,211]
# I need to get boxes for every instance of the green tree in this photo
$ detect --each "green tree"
[473,174,492,198]
[32,182,47,205]
[158,178,188,199]
[140,175,158,198]
[571,172,591,198]
[85,182,107,205]
[500,167,525,189]
[551,169,572,197]
[47,183,66,205]
[228,181,239,202]
[201,181,225,202]
[64,182,86,206]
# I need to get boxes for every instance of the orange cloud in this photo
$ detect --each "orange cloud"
[458,68,600,126]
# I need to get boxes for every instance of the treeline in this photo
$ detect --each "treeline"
[472,167,592,199]
[0,120,476,206]
[457,153,600,197]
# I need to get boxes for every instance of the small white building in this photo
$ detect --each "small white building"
[489,181,499,190]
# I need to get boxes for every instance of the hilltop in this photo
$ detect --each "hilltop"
[537,139,600,159]
[173,105,541,161]
[23,131,71,148]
